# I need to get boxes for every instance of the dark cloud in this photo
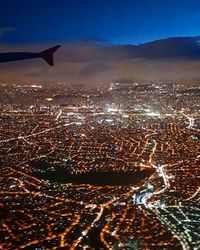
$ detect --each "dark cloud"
[1,37,200,84]
[70,37,109,45]
[0,27,15,42]
[0,27,15,35]
[136,37,200,59]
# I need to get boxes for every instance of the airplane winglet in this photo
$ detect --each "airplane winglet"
[39,45,61,66]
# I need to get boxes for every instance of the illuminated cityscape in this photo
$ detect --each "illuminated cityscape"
[1,0,200,248]
[0,82,199,249]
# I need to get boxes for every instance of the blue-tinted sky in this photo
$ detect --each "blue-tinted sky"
[1,0,200,45]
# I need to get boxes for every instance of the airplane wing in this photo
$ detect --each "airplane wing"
[0,45,61,66]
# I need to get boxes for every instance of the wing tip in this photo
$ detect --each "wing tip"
[39,45,61,66]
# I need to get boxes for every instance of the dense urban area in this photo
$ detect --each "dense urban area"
[0,81,199,249]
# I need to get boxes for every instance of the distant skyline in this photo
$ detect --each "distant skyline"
[1,0,200,45]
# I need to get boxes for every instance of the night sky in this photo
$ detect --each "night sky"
[1,0,200,84]
[1,0,200,45]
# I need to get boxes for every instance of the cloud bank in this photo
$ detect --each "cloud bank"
[1,37,200,84]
